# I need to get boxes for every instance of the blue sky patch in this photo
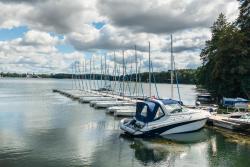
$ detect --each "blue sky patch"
[92,22,105,29]
[56,43,75,53]
[0,26,28,41]
[49,32,64,40]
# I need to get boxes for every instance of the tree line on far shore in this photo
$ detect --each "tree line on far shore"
[0,69,198,85]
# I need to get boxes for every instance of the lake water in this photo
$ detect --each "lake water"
[0,78,249,167]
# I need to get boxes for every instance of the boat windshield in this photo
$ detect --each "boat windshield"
[164,103,188,114]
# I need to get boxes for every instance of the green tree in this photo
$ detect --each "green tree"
[199,13,249,99]
[236,0,250,98]
[236,0,250,37]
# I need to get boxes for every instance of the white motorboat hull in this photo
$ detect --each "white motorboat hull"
[120,117,208,136]
[160,118,207,135]
[120,98,211,136]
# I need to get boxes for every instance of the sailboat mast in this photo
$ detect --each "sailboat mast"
[71,63,74,89]
[105,54,107,87]
[75,62,79,89]
[90,59,92,90]
[92,58,97,90]
[113,51,116,94]
[82,60,86,91]
[170,34,174,99]
[100,55,103,88]
[84,60,87,91]
[148,42,151,97]
[135,45,138,98]
[122,50,125,98]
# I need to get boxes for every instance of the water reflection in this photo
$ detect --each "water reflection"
[163,128,210,143]
[130,139,171,165]
[120,129,212,166]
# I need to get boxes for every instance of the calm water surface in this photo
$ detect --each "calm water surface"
[0,78,249,167]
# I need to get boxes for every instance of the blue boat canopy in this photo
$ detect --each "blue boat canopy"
[135,99,180,123]
[222,97,249,107]
[135,101,159,123]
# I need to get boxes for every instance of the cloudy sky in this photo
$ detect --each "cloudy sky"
[0,0,239,74]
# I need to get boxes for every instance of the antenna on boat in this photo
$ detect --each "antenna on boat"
[170,34,174,99]
[148,41,151,97]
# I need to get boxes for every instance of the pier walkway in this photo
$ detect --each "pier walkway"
[53,89,142,117]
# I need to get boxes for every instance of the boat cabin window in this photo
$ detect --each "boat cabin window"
[154,107,164,119]
[164,103,188,114]
[170,108,182,114]
[164,104,181,111]
[141,105,147,117]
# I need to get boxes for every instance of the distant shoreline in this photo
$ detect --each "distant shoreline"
[0,69,198,84]
[0,76,197,85]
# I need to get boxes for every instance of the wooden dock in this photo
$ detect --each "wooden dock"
[208,114,250,133]
[53,89,139,117]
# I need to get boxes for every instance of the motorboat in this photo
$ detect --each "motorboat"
[196,93,215,104]
[120,98,211,136]
[226,112,250,125]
